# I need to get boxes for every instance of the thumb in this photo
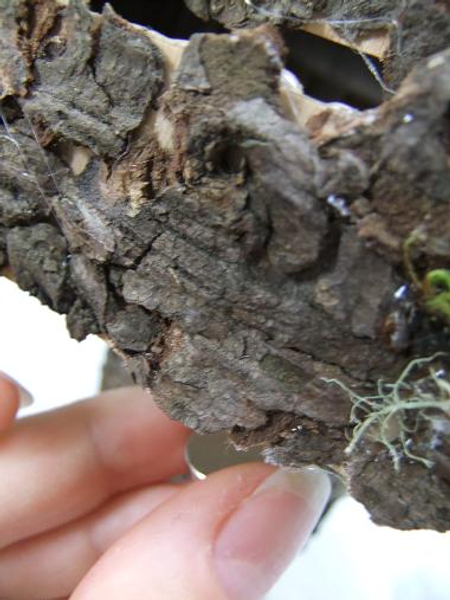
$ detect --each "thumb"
[0,372,33,431]
[71,463,330,600]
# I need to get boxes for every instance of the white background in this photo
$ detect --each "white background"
[1,277,449,599]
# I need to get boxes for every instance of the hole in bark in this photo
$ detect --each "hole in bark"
[0,96,21,121]
[440,102,450,154]
[91,1,382,109]
[283,29,383,109]
[90,0,224,37]
[212,143,246,175]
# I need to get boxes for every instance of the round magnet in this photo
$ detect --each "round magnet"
[185,431,264,480]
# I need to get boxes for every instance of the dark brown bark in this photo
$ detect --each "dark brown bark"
[184,0,450,89]
[1,0,449,530]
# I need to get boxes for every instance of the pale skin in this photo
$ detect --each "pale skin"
[0,376,330,600]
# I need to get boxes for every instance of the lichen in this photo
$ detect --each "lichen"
[323,354,450,471]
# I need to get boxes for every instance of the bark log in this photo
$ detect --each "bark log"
[184,0,450,89]
[1,0,450,530]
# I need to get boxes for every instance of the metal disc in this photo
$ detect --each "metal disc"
[185,432,264,480]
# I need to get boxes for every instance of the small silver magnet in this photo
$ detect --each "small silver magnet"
[185,432,264,481]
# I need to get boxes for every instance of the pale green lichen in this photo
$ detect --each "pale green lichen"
[323,354,450,471]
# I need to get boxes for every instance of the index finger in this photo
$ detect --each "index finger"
[0,387,190,549]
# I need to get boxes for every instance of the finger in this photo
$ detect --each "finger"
[0,387,190,548]
[72,465,331,600]
[0,483,180,600]
[0,372,33,431]
[0,375,20,431]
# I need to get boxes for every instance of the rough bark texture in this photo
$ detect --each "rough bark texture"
[184,0,450,89]
[0,0,449,530]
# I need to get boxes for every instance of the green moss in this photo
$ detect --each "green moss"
[403,232,450,326]
[423,269,450,325]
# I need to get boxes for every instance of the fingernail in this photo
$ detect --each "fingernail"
[214,468,331,600]
[0,372,34,407]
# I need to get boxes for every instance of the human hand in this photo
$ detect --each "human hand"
[0,372,33,432]
[0,378,330,600]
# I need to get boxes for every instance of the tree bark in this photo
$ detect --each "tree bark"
[1,0,449,530]
[185,0,450,89]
